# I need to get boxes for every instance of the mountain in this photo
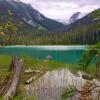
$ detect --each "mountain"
[55,19,69,25]
[56,12,86,25]
[68,9,100,30]
[56,12,85,25]
[69,12,81,23]
[69,12,88,24]
[34,9,100,45]
[0,0,100,45]
[0,0,65,32]
[63,9,100,44]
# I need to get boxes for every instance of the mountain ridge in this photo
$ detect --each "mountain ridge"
[0,0,65,32]
[0,0,100,45]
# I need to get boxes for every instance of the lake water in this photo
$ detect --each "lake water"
[0,45,87,63]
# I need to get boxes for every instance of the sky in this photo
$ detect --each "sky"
[20,0,100,21]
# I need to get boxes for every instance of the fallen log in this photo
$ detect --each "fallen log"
[82,74,93,81]
[25,76,36,85]
[3,57,23,99]
[24,69,44,85]
[24,69,42,74]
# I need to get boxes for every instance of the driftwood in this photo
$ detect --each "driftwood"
[25,76,36,85]
[82,74,93,80]
[24,68,42,74]
[0,57,23,99]
[24,69,42,85]
[24,69,43,85]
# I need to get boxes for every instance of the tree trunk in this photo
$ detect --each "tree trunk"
[4,58,23,99]
[95,62,99,77]
[9,56,17,72]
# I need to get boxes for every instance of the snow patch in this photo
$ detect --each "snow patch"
[23,18,37,27]
[36,13,43,20]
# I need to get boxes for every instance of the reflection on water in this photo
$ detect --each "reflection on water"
[25,68,86,100]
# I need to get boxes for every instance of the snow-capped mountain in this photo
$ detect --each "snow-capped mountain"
[55,19,69,25]
[69,12,88,24]
[69,12,81,23]
[56,12,88,25]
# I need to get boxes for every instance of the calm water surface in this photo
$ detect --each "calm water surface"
[0,45,87,63]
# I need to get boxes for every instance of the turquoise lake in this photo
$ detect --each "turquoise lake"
[0,45,87,63]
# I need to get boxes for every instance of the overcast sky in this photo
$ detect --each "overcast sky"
[20,0,100,21]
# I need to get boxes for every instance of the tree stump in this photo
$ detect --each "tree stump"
[0,56,23,99]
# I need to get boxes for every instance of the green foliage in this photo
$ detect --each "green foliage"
[89,9,100,19]
[61,85,77,100]
[22,55,67,71]
[79,42,100,70]
[0,97,3,100]
[0,55,12,69]
[0,54,98,99]
[0,10,22,45]
[8,10,13,17]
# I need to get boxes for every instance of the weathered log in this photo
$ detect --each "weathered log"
[24,69,42,74]
[0,76,12,96]
[9,56,19,72]
[25,76,36,85]
[4,58,23,99]
[82,74,93,80]
[24,68,34,74]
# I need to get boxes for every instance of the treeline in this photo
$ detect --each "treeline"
[1,23,100,45]
[0,10,100,45]
[15,21,100,45]
[10,26,100,45]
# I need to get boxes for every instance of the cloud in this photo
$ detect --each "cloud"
[20,0,100,20]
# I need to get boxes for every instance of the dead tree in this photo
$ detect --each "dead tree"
[0,57,23,99]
